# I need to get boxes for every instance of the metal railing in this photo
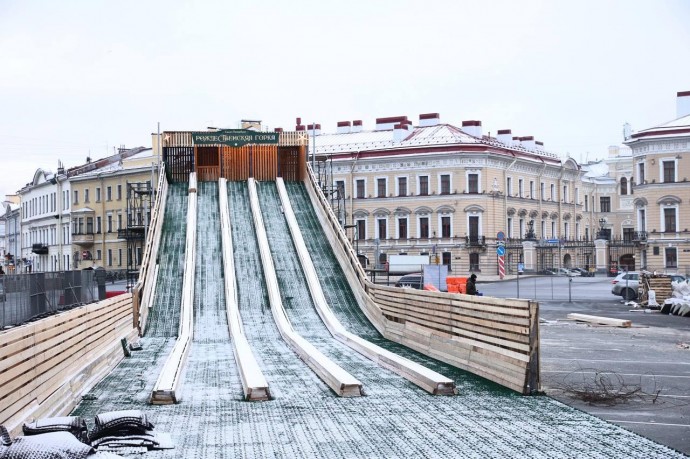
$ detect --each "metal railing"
[0,270,98,329]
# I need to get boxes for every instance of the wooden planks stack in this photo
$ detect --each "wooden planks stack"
[303,165,540,395]
[639,274,673,305]
[0,294,137,436]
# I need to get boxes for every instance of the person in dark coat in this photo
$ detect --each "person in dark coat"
[466,274,478,295]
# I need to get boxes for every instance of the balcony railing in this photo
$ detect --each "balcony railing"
[465,235,486,247]
[632,231,648,242]
[72,232,95,246]
[31,243,48,255]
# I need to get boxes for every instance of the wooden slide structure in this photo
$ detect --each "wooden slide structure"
[248,178,363,397]
[218,178,271,401]
[276,178,456,395]
[150,173,197,404]
[302,167,541,395]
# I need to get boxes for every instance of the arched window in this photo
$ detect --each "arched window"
[620,177,628,195]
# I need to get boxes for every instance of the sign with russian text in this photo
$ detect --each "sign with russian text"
[192,129,279,147]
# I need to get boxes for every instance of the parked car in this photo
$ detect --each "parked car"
[538,268,557,275]
[669,274,687,283]
[557,268,580,277]
[571,267,594,277]
[395,273,424,290]
[611,272,640,300]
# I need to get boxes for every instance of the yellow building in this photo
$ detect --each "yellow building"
[69,148,158,274]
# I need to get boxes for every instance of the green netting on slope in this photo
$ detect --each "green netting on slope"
[145,183,188,337]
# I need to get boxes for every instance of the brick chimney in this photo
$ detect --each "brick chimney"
[497,129,512,146]
[678,91,690,118]
[535,140,544,152]
[419,113,440,127]
[352,120,363,133]
[307,123,321,135]
[520,136,535,150]
[337,121,351,134]
[376,116,408,131]
[461,120,483,138]
[393,123,412,142]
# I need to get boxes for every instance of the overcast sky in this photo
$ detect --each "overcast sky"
[1,0,689,198]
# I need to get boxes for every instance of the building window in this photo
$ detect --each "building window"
[541,220,546,238]
[600,197,611,213]
[584,195,588,211]
[397,177,407,197]
[518,179,524,198]
[440,174,451,195]
[620,177,628,196]
[550,184,555,200]
[335,180,345,197]
[118,248,123,266]
[623,227,634,242]
[398,217,408,239]
[530,181,535,199]
[665,247,678,269]
[118,214,123,230]
[419,217,429,238]
[551,221,556,238]
[86,217,93,234]
[377,218,387,240]
[117,184,122,200]
[663,160,676,183]
[356,219,366,241]
[107,186,112,201]
[507,217,513,238]
[84,189,90,203]
[540,182,545,200]
[468,174,479,194]
[468,216,480,242]
[663,207,677,232]
[107,215,113,232]
[73,190,79,204]
[506,177,512,196]
[356,179,365,199]
[441,216,451,238]
[564,222,569,239]
[638,209,646,231]
[96,187,101,202]
[377,178,386,198]
[469,253,480,271]
[563,185,568,203]
[96,249,102,260]
[575,187,579,204]
[519,218,525,238]
[418,176,429,196]
[107,249,112,266]
[637,162,645,185]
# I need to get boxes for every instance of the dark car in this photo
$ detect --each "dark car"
[538,269,556,275]
[395,273,424,290]
[571,267,594,277]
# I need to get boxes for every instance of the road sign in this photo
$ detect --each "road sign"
[496,246,505,256]
[547,239,559,244]
[497,231,505,241]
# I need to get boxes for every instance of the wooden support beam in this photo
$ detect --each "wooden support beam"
[567,313,632,328]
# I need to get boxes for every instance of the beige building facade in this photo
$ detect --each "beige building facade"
[312,115,606,274]
[626,91,690,273]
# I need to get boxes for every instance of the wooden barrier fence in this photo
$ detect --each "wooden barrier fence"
[0,294,137,435]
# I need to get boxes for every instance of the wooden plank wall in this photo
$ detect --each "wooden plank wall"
[195,146,221,182]
[0,295,137,435]
[252,145,278,181]
[302,165,540,394]
[221,146,251,181]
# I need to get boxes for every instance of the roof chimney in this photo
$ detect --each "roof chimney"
[512,136,521,147]
[307,123,321,136]
[461,120,483,138]
[497,129,512,146]
[677,91,690,118]
[376,116,408,131]
[393,123,412,143]
[520,136,535,150]
[295,117,305,131]
[419,113,440,127]
[337,121,351,134]
[535,141,544,152]
[274,127,283,133]
[352,120,363,133]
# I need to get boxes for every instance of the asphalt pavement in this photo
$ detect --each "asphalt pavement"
[481,275,690,455]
